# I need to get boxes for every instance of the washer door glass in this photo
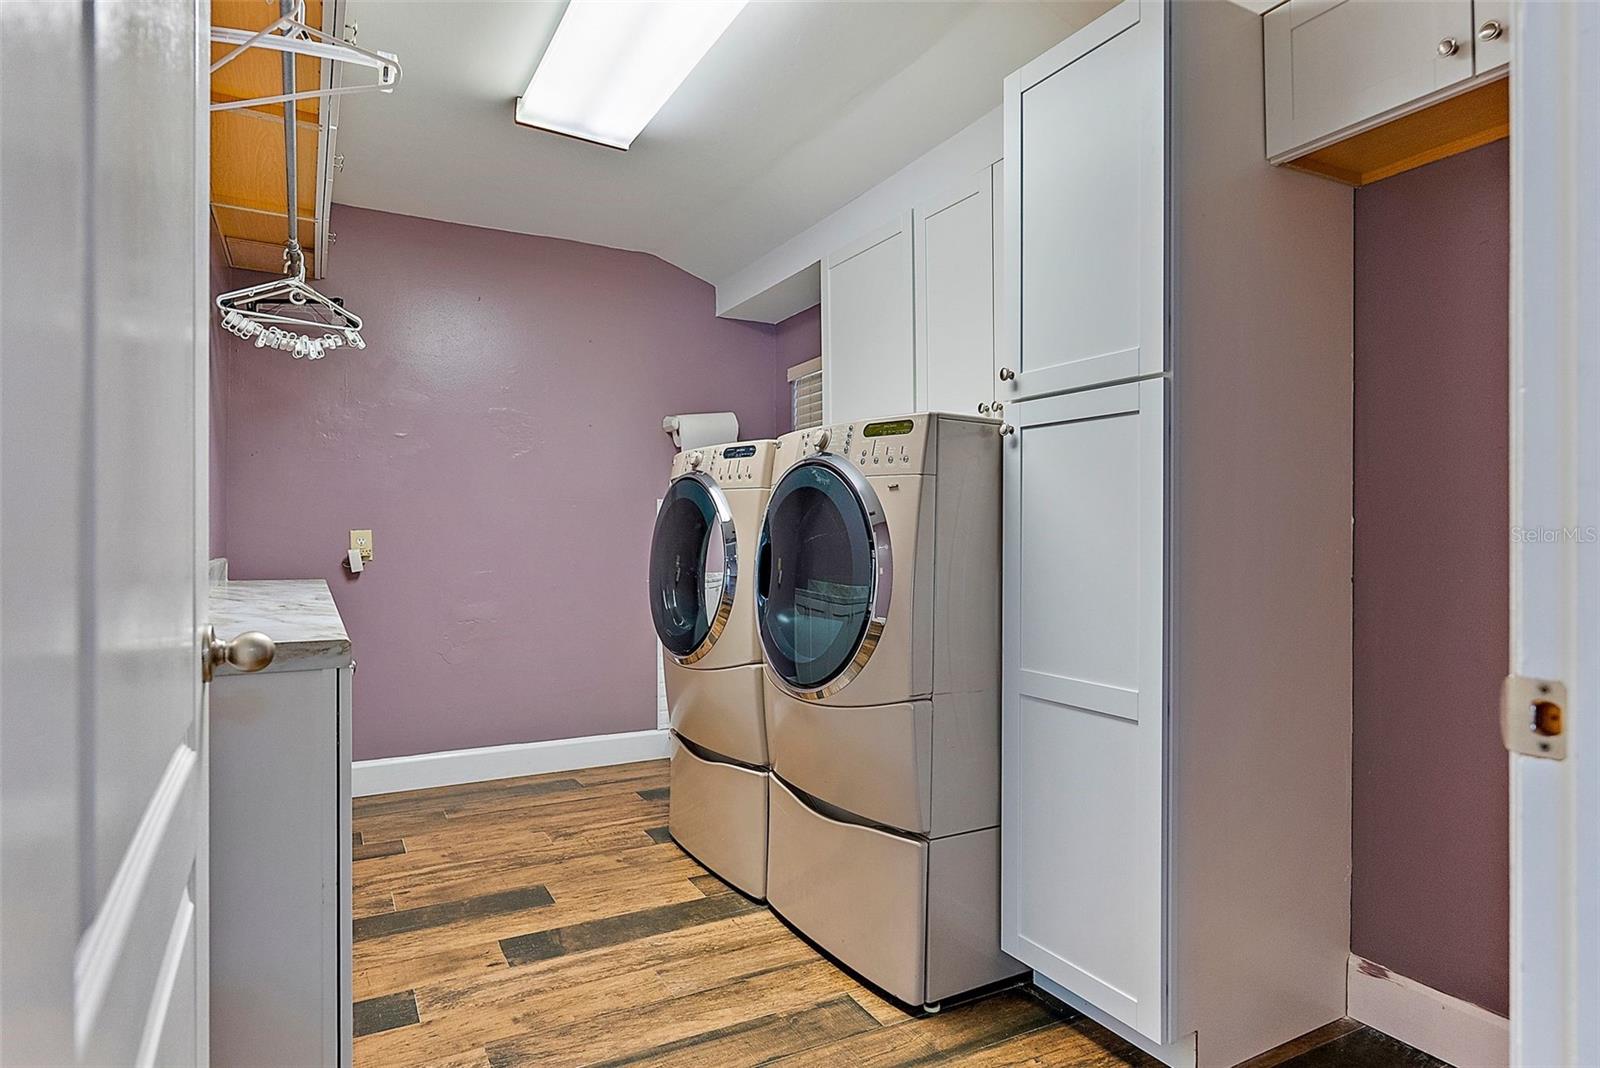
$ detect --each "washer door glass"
[649,475,731,660]
[758,461,876,691]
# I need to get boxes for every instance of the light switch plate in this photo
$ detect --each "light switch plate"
[350,529,373,562]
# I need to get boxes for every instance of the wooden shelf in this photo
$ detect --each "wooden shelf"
[1283,77,1509,187]
[210,0,335,278]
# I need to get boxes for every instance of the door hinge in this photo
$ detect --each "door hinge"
[1502,675,1567,760]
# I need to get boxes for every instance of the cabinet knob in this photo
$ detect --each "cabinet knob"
[1437,35,1460,56]
[978,402,992,415]
[202,624,276,682]
[998,423,1015,437]
[1477,19,1504,41]
[998,366,1016,382]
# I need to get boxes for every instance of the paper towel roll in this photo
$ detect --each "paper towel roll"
[662,412,739,451]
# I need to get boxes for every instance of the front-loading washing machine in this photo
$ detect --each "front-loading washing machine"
[648,439,777,898]
[756,412,1024,1007]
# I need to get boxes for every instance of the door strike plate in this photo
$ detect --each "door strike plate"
[1502,676,1567,760]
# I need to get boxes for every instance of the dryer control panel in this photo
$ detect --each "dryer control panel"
[669,439,778,489]
[776,412,1000,477]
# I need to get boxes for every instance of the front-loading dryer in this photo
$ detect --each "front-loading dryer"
[648,439,777,898]
[756,412,1024,1007]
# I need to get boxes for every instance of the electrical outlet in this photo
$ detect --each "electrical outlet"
[350,529,373,562]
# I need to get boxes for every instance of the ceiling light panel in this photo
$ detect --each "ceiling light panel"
[515,0,747,150]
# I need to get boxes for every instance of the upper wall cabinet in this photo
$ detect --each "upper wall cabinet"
[1264,0,1510,185]
[822,164,1003,424]
[822,214,916,425]
[915,166,999,417]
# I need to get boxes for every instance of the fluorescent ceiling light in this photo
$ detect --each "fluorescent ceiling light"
[515,0,747,151]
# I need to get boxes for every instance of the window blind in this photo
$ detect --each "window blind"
[788,356,823,431]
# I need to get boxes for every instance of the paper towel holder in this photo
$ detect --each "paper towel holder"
[662,412,739,451]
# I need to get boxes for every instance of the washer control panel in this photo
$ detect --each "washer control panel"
[670,439,778,488]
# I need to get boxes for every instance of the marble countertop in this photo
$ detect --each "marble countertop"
[208,579,352,675]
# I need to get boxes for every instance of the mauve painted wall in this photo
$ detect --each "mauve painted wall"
[209,224,229,558]
[772,304,821,435]
[220,206,781,760]
[1351,141,1509,1015]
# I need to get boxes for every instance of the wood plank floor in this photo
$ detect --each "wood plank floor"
[352,760,1447,1068]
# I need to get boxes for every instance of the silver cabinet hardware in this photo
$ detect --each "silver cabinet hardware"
[1477,19,1504,41]
[1437,35,1460,56]
[998,366,1016,381]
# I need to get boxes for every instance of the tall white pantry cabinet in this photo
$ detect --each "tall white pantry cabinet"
[999,3,1355,1067]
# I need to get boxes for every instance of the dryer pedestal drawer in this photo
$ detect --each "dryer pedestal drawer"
[667,661,768,766]
[668,735,768,899]
[766,776,1022,1007]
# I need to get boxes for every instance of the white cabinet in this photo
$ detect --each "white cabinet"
[1004,379,1167,1035]
[822,164,1003,424]
[1006,1,1164,402]
[210,580,353,1068]
[822,213,915,425]
[1002,3,1355,1065]
[1264,0,1508,163]
[915,166,997,415]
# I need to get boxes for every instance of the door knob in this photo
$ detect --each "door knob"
[1477,19,1504,41]
[1437,35,1460,56]
[202,625,275,682]
[998,367,1016,382]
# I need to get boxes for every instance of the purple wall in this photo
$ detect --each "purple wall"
[219,206,782,760]
[772,304,821,435]
[1351,141,1509,1015]
[209,223,230,559]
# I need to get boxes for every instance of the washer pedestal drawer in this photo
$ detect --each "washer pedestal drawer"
[668,735,768,899]
[667,660,767,767]
[766,776,1023,1007]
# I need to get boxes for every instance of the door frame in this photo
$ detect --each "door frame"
[1507,2,1598,1064]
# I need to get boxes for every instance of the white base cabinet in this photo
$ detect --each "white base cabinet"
[209,580,353,1068]
[1001,3,1355,1066]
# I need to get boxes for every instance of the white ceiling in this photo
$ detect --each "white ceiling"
[333,1,1105,286]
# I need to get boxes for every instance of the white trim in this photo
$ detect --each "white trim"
[1346,955,1508,1068]
[786,356,822,383]
[1508,2,1600,1065]
[351,729,672,797]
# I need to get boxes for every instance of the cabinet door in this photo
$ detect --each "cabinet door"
[1003,0,1164,403]
[914,167,994,416]
[822,213,915,425]
[1001,379,1167,1041]
[1264,0,1475,160]
[1472,0,1510,73]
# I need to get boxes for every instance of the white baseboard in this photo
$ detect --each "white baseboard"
[1347,954,1508,1068]
[352,729,672,797]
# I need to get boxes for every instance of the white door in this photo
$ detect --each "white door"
[822,213,915,425]
[1,2,212,1065]
[915,167,995,416]
[1002,0,1164,405]
[1001,380,1167,1041]
[1263,0,1475,160]
[1507,3,1598,1065]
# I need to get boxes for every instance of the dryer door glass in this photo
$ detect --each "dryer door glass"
[650,475,732,661]
[759,461,876,691]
